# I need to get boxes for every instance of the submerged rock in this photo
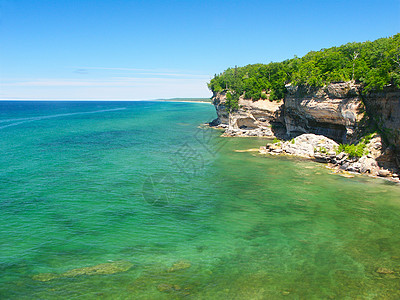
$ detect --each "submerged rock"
[375,267,398,279]
[32,272,60,282]
[32,260,133,281]
[376,267,394,274]
[168,260,191,272]
[62,260,133,277]
[157,283,182,292]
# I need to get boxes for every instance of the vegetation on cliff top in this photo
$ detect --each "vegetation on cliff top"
[208,34,400,110]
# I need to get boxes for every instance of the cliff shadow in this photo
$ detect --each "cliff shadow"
[270,121,289,140]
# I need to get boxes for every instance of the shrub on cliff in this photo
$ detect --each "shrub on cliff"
[225,92,239,112]
[337,143,366,158]
[336,133,375,158]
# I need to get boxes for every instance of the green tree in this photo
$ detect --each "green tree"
[207,34,400,99]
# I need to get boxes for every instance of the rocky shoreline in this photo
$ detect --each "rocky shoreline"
[206,120,400,183]
[208,81,400,184]
[259,133,400,184]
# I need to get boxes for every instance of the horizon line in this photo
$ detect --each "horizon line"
[0,98,212,101]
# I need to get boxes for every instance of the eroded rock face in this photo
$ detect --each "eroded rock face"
[284,82,365,143]
[211,92,284,137]
[363,85,400,158]
[210,83,400,162]
[212,92,230,125]
[211,82,366,143]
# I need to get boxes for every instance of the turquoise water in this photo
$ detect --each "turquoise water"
[1,101,400,299]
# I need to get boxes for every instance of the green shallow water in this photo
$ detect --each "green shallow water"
[1,101,400,299]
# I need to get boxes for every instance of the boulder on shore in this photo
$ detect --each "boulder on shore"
[259,133,399,183]
[260,134,338,159]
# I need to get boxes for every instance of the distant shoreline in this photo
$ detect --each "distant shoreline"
[158,99,212,104]
[0,99,213,103]
[156,97,212,103]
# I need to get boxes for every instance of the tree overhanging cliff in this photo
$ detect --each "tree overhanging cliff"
[208,34,400,111]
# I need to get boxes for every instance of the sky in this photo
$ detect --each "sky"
[0,0,399,100]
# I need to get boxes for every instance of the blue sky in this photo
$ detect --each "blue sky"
[0,0,399,100]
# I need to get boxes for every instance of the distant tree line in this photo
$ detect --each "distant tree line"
[208,33,400,111]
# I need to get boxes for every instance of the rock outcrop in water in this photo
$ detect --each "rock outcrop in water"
[259,133,400,183]
[260,134,339,158]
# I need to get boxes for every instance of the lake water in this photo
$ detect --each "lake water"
[1,101,400,299]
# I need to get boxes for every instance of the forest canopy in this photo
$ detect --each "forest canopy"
[208,34,400,110]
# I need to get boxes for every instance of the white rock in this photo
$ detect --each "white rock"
[378,169,391,177]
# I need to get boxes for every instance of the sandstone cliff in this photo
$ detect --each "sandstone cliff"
[284,82,365,143]
[210,81,400,165]
[211,92,285,137]
[211,82,399,142]
[362,85,400,157]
